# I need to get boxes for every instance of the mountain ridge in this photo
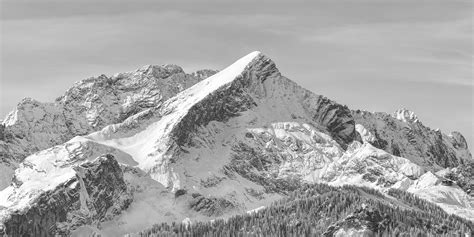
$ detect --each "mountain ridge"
[0,64,218,190]
[0,51,472,236]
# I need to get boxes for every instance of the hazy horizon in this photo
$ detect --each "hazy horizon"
[1,0,472,149]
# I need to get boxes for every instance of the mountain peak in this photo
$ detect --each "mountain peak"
[393,108,419,123]
[163,51,274,112]
[243,50,262,59]
[139,64,185,79]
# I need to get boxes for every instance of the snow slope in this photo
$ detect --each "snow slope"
[85,51,262,189]
[0,65,216,190]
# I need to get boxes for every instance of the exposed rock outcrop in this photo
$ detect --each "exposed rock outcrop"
[324,206,388,237]
[352,109,471,169]
[0,155,132,236]
[443,163,474,195]
[189,193,235,216]
[0,66,217,163]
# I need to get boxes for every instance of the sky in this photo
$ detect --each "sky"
[0,0,472,149]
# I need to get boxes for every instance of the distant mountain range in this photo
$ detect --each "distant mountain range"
[0,52,472,236]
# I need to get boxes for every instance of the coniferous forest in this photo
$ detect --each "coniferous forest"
[138,184,473,236]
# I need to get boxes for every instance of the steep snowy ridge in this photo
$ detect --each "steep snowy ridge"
[0,51,472,236]
[0,65,217,190]
[0,65,216,164]
[84,51,265,188]
[84,51,358,190]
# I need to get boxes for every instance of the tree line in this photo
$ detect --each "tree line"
[138,183,473,236]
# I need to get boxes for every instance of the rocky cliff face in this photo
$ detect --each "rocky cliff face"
[170,53,357,150]
[0,66,216,191]
[352,109,471,169]
[0,155,131,236]
[0,66,217,164]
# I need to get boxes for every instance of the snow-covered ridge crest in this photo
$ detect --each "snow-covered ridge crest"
[84,50,357,190]
[0,63,218,190]
[0,63,216,164]
[161,51,262,117]
[86,51,268,188]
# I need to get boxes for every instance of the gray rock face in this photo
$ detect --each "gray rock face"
[189,193,234,216]
[443,163,474,195]
[171,53,357,151]
[307,96,359,149]
[352,109,471,169]
[0,124,4,141]
[323,207,387,237]
[171,54,278,148]
[450,131,469,150]
[225,142,302,194]
[1,155,132,236]
[192,69,219,80]
[0,66,217,163]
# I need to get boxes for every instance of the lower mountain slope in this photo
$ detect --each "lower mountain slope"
[137,184,473,236]
[0,155,132,236]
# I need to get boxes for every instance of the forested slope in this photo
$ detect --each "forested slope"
[138,184,473,236]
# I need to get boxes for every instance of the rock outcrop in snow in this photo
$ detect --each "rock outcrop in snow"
[0,66,217,164]
[352,109,471,169]
[0,155,131,236]
[0,66,216,190]
[324,206,387,237]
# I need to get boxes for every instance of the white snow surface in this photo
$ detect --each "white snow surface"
[355,124,376,143]
[334,227,373,237]
[393,108,419,123]
[408,172,474,220]
[246,206,266,214]
[0,63,215,192]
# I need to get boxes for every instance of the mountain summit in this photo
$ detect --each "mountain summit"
[0,52,472,236]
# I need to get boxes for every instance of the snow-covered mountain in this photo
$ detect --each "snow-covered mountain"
[0,66,216,189]
[0,52,472,236]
